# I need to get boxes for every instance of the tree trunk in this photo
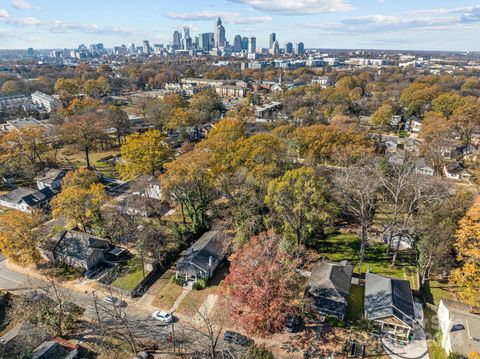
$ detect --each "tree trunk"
[391,232,403,267]
[85,146,91,168]
[358,225,368,270]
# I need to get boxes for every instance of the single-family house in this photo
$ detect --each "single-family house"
[415,158,435,176]
[364,273,416,342]
[443,163,471,181]
[31,337,79,359]
[304,260,353,320]
[52,230,110,270]
[0,187,55,212]
[35,168,67,191]
[408,116,422,133]
[129,175,162,200]
[438,299,480,357]
[0,322,49,358]
[175,230,230,283]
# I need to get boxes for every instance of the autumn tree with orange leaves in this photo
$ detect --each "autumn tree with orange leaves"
[222,232,301,335]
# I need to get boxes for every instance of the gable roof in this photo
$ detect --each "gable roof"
[34,168,67,185]
[0,187,55,207]
[53,230,109,262]
[364,273,415,328]
[306,260,353,316]
[176,230,229,276]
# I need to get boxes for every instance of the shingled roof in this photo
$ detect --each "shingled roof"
[364,273,415,328]
[305,260,353,318]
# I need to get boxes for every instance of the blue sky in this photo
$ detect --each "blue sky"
[1,0,480,50]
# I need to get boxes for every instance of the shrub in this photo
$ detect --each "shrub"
[193,278,207,290]
[241,346,274,359]
[170,275,185,287]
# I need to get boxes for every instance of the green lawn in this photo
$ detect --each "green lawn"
[319,233,418,287]
[428,280,461,306]
[345,284,364,323]
[111,257,149,291]
[424,306,448,359]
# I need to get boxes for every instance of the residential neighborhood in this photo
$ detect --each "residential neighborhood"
[0,2,479,359]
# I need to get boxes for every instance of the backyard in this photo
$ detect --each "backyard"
[319,232,419,289]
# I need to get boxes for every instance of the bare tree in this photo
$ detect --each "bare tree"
[333,156,381,269]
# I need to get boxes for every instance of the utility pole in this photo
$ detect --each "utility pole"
[92,289,101,324]
[171,310,176,354]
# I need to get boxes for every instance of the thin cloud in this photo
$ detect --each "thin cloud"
[305,5,480,33]
[11,0,33,10]
[0,9,10,17]
[228,0,353,15]
[165,11,272,25]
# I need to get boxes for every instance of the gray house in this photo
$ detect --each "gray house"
[0,187,55,213]
[35,168,67,191]
[364,273,416,341]
[304,260,353,320]
[175,230,229,283]
[52,230,110,270]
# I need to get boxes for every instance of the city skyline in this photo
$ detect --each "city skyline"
[0,0,480,51]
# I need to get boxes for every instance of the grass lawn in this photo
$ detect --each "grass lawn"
[424,306,448,359]
[176,264,229,317]
[428,280,461,306]
[58,148,120,169]
[319,233,418,288]
[345,284,364,323]
[111,257,149,292]
[152,281,184,310]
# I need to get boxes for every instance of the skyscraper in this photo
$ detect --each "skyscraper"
[214,17,226,48]
[295,42,305,55]
[285,42,293,54]
[270,40,280,56]
[173,31,182,49]
[183,26,190,39]
[269,33,276,49]
[199,32,215,51]
[143,40,151,55]
[248,37,256,54]
[241,37,249,51]
[233,35,242,52]
[129,43,136,54]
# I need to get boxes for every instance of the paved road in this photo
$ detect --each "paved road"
[0,260,177,340]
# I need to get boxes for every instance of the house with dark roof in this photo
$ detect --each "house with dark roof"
[35,168,67,191]
[364,273,416,341]
[438,299,480,357]
[304,260,353,320]
[0,321,49,358]
[443,162,471,182]
[52,230,110,270]
[175,230,230,283]
[31,337,79,359]
[0,186,55,212]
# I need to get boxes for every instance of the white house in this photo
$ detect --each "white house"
[0,187,55,213]
[35,168,67,191]
[443,163,471,181]
[438,299,480,357]
[415,158,435,176]
[409,116,422,133]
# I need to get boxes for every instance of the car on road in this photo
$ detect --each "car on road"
[284,315,303,333]
[223,331,254,347]
[103,296,127,308]
[152,311,173,323]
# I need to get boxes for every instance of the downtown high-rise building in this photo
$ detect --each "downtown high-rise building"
[270,40,280,56]
[233,35,242,52]
[241,37,249,51]
[295,42,305,55]
[285,42,293,54]
[269,33,276,49]
[143,40,151,55]
[248,36,256,54]
[199,32,214,51]
[214,17,226,48]
[173,31,182,49]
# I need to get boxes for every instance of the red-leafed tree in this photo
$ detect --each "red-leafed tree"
[222,232,301,335]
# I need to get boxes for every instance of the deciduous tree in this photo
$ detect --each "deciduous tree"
[118,130,173,178]
[265,167,337,247]
[222,232,301,335]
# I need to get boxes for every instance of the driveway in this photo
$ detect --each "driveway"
[382,301,430,359]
